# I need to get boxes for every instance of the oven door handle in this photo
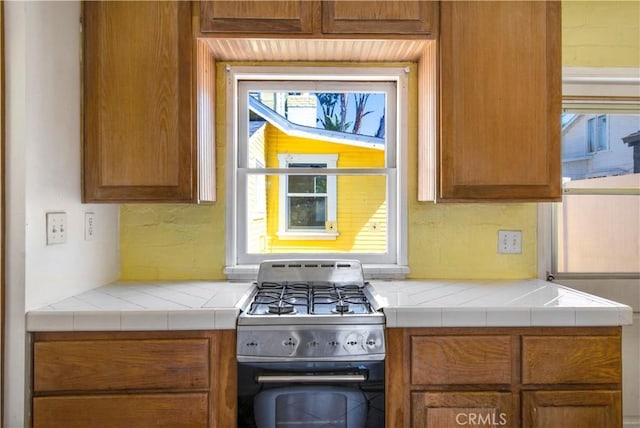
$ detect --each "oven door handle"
[256,374,367,384]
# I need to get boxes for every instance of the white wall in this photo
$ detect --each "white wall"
[4,2,120,426]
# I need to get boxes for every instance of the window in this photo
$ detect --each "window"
[554,111,640,275]
[225,66,408,271]
[550,67,640,277]
[278,154,337,239]
[587,114,609,153]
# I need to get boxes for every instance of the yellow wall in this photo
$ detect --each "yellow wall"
[120,2,633,280]
[562,1,639,68]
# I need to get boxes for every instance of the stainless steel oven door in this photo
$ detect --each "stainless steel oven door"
[237,361,384,428]
[254,385,367,428]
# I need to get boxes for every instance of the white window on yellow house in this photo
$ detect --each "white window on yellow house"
[277,154,337,240]
[227,66,408,271]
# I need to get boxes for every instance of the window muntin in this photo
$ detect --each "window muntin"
[230,68,407,266]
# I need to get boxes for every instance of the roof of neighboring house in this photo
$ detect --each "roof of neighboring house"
[249,119,267,137]
[248,96,384,151]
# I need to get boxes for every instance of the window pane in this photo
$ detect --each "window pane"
[288,176,318,194]
[558,113,640,273]
[245,174,388,255]
[562,113,639,179]
[247,90,386,169]
[597,115,607,151]
[587,117,596,153]
[287,175,327,194]
[556,187,640,273]
[288,197,326,229]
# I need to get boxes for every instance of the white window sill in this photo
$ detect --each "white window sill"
[224,264,409,281]
[276,231,339,241]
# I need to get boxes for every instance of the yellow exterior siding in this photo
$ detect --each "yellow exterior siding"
[257,124,386,254]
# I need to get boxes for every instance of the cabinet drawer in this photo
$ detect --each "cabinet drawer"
[522,336,621,385]
[33,393,208,428]
[34,339,210,392]
[411,336,512,385]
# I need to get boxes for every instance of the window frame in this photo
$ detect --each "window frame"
[539,67,640,281]
[225,65,409,277]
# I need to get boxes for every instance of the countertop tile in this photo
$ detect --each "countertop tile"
[121,311,169,330]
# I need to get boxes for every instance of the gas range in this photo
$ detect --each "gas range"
[236,260,385,362]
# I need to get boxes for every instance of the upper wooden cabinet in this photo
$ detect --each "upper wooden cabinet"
[83,1,215,203]
[439,1,561,201]
[199,0,438,37]
[322,1,438,35]
[200,1,317,34]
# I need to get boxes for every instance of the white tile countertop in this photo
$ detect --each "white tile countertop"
[26,279,632,331]
[369,279,633,328]
[26,281,254,331]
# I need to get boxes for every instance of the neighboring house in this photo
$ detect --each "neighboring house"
[561,113,639,180]
[247,97,387,255]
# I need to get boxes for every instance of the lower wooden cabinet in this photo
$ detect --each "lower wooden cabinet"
[388,327,622,428]
[31,330,237,428]
[412,391,513,428]
[522,390,621,428]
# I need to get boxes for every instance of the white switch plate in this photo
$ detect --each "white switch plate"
[85,212,95,241]
[498,230,522,254]
[46,212,67,245]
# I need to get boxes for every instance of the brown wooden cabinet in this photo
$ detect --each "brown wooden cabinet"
[32,330,236,428]
[322,1,438,36]
[522,390,621,428]
[412,392,514,428]
[199,0,437,37]
[438,1,561,201]
[387,327,622,428]
[83,1,215,203]
[200,1,317,34]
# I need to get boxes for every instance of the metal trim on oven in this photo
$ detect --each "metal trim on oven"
[256,374,367,383]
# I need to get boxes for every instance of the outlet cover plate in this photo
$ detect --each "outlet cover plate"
[498,230,522,254]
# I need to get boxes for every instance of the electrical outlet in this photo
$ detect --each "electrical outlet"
[46,212,67,245]
[498,230,522,254]
[85,212,95,241]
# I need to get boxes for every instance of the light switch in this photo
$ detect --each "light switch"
[46,212,67,245]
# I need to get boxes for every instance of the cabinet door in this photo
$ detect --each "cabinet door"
[412,392,513,428]
[439,1,561,201]
[322,1,438,35]
[522,390,621,428]
[200,1,317,34]
[83,1,195,202]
